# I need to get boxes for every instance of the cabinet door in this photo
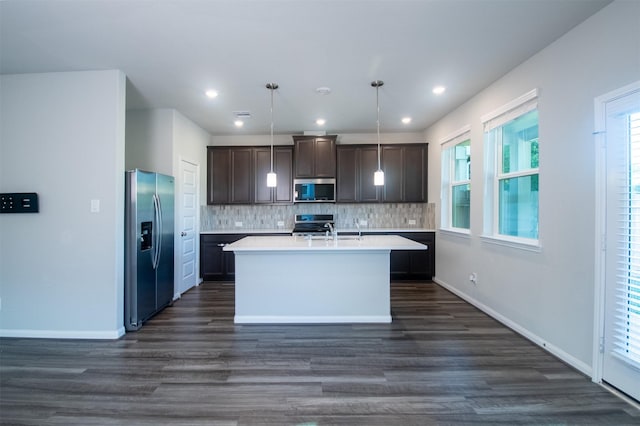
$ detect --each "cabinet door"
[294,138,315,178]
[336,146,357,202]
[314,138,336,177]
[359,146,380,202]
[403,145,427,202]
[230,148,253,204]
[403,232,435,280]
[207,147,230,204]
[200,234,245,281]
[390,250,411,280]
[366,232,435,281]
[274,147,293,203]
[255,147,293,204]
[254,148,273,204]
[200,236,225,281]
[382,146,403,202]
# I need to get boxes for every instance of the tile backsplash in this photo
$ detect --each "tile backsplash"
[201,203,435,231]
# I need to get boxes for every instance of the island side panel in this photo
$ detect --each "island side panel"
[234,250,391,323]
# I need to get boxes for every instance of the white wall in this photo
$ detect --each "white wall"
[0,70,126,338]
[125,109,174,174]
[426,0,640,375]
[126,108,210,294]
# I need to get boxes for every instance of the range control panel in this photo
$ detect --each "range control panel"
[0,193,39,213]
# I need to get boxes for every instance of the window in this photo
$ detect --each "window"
[482,89,539,246]
[440,126,471,232]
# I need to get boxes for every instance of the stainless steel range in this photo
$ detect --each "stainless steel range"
[292,214,335,236]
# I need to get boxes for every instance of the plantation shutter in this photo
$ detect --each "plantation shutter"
[613,111,640,369]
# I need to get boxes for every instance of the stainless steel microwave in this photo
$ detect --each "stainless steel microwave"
[293,178,336,202]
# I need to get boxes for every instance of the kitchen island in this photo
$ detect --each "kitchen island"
[223,235,427,324]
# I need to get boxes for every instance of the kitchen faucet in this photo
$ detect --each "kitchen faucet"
[324,222,337,240]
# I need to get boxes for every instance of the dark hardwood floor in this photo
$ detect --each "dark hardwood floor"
[1,282,639,425]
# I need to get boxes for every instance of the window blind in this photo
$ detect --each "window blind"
[481,89,538,133]
[614,111,640,369]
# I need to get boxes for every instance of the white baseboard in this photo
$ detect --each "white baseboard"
[0,327,125,340]
[234,315,392,324]
[433,277,592,377]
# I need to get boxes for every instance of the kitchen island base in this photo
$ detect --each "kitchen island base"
[225,235,427,324]
[234,250,391,324]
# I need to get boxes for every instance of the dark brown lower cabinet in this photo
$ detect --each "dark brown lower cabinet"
[200,234,245,281]
[365,232,435,281]
[200,233,290,281]
[201,232,435,282]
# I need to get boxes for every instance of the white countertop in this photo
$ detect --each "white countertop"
[201,228,435,235]
[223,235,427,252]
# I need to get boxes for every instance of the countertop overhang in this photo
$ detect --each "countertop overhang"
[223,235,427,252]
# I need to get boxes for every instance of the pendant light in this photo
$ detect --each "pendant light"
[372,80,385,186]
[266,83,278,188]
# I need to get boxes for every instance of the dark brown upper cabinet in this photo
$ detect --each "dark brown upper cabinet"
[382,144,428,203]
[254,146,293,204]
[293,135,337,178]
[336,144,380,203]
[207,147,252,204]
[337,143,427,203]
[207,146,293,205]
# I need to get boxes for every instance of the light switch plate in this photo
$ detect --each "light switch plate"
[235,221,243,227]
[408,219,417,225]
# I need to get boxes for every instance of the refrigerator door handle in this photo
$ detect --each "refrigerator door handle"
[156,194,163,267]
[152,194,161,269]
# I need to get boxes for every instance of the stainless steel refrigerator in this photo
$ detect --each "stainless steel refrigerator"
[125,169,175,331]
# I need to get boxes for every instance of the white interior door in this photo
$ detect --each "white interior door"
[602,84,640,402]
[177,159,199,297]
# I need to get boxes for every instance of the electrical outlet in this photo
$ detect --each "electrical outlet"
[359,219,368,226]
[277,221,284,227]
[408,219,417,225]
[469,272,478,284]
[234,221,243,227]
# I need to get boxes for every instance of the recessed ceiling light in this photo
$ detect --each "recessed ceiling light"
[234,120,243,128]
[316,118,326,126]
[402,117,412,124]
[205,90,219,99]
[432,86,446,95]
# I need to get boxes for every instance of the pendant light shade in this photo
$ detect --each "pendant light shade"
[266,83,278,188]
[374,169,385,186]
[372,80,385,186]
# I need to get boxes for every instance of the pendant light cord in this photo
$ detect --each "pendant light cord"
[371,80,384,171]
[269,85,275,173]
[376,83,381,170]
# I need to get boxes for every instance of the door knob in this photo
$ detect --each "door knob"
[181,231,187,237]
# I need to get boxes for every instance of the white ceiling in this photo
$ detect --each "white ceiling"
[0,0,611,136]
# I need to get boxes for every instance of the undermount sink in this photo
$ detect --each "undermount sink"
[337,235,362,240]
[300,234,362,241]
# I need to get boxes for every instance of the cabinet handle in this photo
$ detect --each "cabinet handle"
[217,243,227,247]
